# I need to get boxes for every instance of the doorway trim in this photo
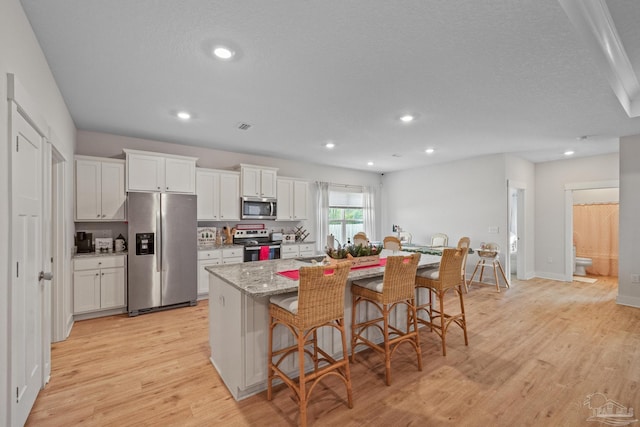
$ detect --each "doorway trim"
[564,180,619,281]
[50,144,67,343]
[507,180,527,282]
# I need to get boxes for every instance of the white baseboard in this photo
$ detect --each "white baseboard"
[616,294,640,308]
[534,271,571,282]
[65,313,74,339]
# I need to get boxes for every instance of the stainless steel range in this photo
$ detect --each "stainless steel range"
[233,229,281,262]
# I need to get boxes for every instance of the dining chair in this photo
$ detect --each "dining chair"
[415,248,467,356]
[353,232,369,246]
[350,253,422,385]
[468,242,509,292]
[456,237,471,292]
[383,236,402,251]
[398,231,412,245]
[267,262,353,427]
[430,233,449,247]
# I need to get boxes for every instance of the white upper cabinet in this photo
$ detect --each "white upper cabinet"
[277,178,308,220]
[124,149,197,194]
[196,168,240,221]
[75,156,126,221]
[240,164,278,198]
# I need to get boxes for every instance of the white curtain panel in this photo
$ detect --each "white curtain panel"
[363,185,377,241]
[316,181,330,253]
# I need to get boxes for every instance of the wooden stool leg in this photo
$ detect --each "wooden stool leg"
[479,260,486,283]
[383,303,392,386]
[298,330,308,427]
[350,295,358,363]
[469,260,482,289]
[267,316,274,400]
[493,261,500,292]
[497,260,509,288]
[410,298,423,371]
[428,288,434,332]
[439,290,447,356]
[457,286,469,346]
[338,318,354,408]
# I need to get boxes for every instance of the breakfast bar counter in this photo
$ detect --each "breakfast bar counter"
[206,251,440,400]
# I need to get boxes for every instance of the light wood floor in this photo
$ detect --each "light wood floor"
[27,276,639,426]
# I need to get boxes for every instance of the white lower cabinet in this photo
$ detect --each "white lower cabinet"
[73,255,126,314]
[280,243,315,259]
[280,244,300,259]
[222,247,243,264]
[298,243,314,257]
[198,247,243,298]
[198,250,222,297]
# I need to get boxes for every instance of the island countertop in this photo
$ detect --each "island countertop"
[205,250,441,298]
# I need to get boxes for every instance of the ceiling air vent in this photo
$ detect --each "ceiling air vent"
[237,122,252,131]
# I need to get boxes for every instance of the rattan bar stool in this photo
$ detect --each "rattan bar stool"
[457,237,471,293]
[267,262,353,427]
[350,253,421,386]
[468,243,509,292]
[383,236,402,251]
[415,248,467,356]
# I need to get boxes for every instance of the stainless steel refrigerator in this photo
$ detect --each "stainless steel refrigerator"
[127,192,197,316]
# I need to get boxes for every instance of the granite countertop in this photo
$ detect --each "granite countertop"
[73,251,127,259]
[205,250,441,298]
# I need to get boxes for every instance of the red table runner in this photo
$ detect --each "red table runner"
[277,258,388,280]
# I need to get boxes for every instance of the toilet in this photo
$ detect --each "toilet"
[573,246,593,276]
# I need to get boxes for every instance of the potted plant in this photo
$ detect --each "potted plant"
[326,242,383,268]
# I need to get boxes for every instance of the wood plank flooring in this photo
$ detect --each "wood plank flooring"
[26,276,639,426]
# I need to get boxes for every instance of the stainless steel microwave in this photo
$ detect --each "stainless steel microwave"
[241,197,277,220]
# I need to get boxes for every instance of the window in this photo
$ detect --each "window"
[328,189,364,245]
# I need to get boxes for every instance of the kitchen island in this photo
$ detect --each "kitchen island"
[206,251,440,400]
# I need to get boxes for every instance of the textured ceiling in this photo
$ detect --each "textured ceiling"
[19,0,640,172]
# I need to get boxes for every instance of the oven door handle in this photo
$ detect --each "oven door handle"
[245,246,260,251]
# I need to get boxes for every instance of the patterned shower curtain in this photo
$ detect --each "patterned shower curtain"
[573,203,619,277]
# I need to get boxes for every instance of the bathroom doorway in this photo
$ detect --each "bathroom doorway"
[507,181,526,281]
[564,181,619,282]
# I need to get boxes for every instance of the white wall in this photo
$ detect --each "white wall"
[534,153,618,280]
[618,136,640,307]
[572,188,619,204]
[1,0,76,424]
[505,154,536,278]
[381,154,510,277]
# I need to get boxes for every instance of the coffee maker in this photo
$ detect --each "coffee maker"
[76,231,93,253]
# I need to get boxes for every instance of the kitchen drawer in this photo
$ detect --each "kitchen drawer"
[222,247,243,259]
[74,255,125,271]
[222,257,243,265]
[298,244,314,254]
[198,249,222,261]
[281,245,299,256]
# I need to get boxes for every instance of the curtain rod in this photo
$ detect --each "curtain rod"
[315,181,363,190]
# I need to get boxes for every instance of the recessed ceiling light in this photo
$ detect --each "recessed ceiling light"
[367,161,374,166]
[176,111,191,120]
[399,114,415,123]
[213,46,235,60]
[325,142,335,149]
[564,150,575,156]
[425,148,435,154]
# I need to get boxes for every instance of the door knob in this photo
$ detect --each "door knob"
[39,271,53,281]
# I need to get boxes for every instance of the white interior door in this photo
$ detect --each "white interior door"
[11,104,44,427]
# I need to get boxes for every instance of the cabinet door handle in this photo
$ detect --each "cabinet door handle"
[101,273,104,276]
[95,273,99,277]
[157,186,161,190]
[102,214,106,218]
[96,214,100,218]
